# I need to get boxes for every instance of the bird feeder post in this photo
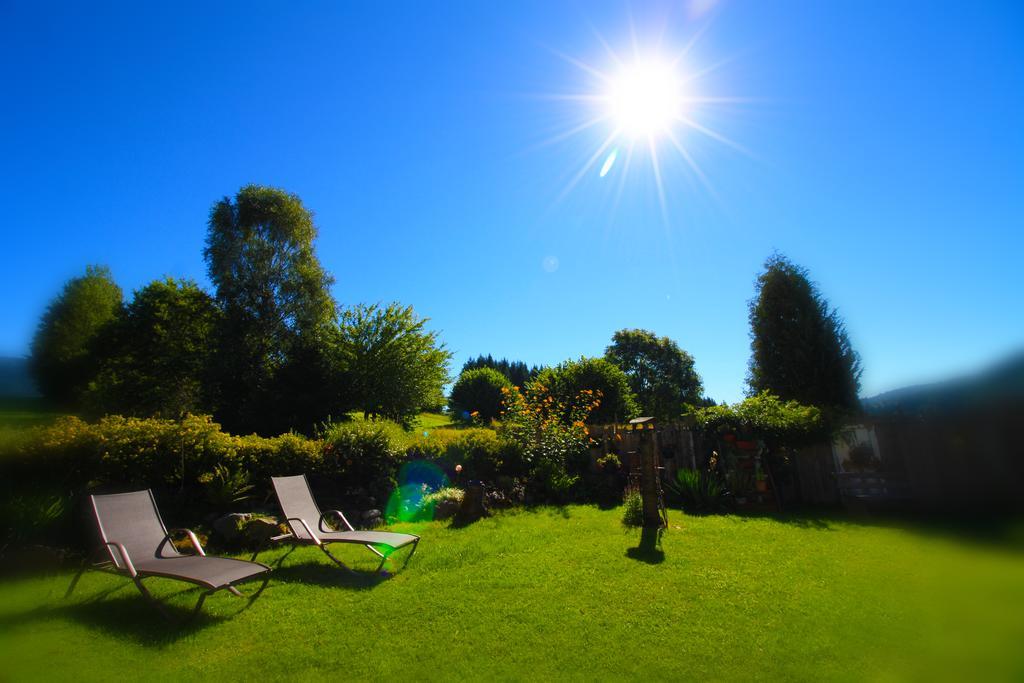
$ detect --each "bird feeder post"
[630,417,666,529]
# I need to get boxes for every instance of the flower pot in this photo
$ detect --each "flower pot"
[755,480,768,493]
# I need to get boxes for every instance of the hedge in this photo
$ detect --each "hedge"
[0,416,523,539]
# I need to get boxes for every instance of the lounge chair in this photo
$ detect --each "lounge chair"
[270,474,420,573]
[66,490,271,620]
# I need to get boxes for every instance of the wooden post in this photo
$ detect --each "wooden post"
[640,437,662,527]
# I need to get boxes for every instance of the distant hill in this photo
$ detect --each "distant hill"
[0,356,39,398]
[863,351,1024,415]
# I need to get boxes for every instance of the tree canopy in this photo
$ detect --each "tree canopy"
[87,278,220,419]
[605,328,703,419]
[748,254,861,412]
[534,357,639,424]
[204,185,337,433]
[449,367,512,423]
[30,265,122,407]
[337,303,451,426]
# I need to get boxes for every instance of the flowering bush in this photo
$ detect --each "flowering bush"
[497,382,601,501]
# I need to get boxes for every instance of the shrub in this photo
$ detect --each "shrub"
[236,431,323,486]
[621,485,643,528]
[320,420,405,504]
[404,427,523,483]
[687,391,825,448]
[448,368,512,424]
[667,469,725,513]
[198,463,255,508]
[534,357,639,424]
[498,382,600,502]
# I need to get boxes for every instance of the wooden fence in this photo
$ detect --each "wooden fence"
[587,405,1024,513]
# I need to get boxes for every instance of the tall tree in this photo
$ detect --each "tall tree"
[747,254,862,412]
[337,303,451,427]
[204,185,337,434]
[87,278,220,418]
[30,265,122,407]
[605,328,704,419]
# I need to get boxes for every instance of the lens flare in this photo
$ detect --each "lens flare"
[599,148,619,177]
[385,460,449,523]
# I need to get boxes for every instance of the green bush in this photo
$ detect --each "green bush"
[448,368,512,424]
[534,357,639,425]
[686,391,825,448]
[0,413,539,545]
[405,427,522,482]
[320,420,405,504]
[621,486,643,528]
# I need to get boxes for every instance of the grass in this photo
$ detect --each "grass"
[0,398,64,429]
[1,507,1023,681]
[413,411,456,430]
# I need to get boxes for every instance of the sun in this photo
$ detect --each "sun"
[537,23,751,214]
[605,59,685,139]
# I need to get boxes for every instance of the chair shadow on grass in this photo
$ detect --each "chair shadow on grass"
[626,526,665,564]
[264,545,390,589]
[0,584,230,646]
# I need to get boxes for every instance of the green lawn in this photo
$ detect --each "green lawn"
[0,398,63,429]
[1,507,1022,681]
[413,411,455,430]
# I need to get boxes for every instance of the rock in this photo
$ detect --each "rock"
[361,509,383,529]
[433,499,460,520]
[242,517,282,544]
[213,513,251,542]
[453,482,489,526]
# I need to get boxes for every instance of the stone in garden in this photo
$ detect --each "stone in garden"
[242,517,282,544]
[362,509,383,528]
[213,512,251,542]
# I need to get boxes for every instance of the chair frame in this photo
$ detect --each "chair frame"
[66,490,271,621]
[269,474,419,574]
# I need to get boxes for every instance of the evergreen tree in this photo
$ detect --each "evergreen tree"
[747,254,861,412]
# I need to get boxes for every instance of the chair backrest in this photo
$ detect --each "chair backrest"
[90,490,178,565]
[271,475,323,541]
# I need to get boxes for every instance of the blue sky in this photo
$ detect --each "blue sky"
[2,1,1022,403]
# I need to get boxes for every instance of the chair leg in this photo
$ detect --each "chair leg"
[402,539,420,569]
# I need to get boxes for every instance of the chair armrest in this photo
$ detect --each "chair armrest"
[167,528,207,557]
[320,509,354,532]
[102,541,137,578]
[286,517,321,545]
